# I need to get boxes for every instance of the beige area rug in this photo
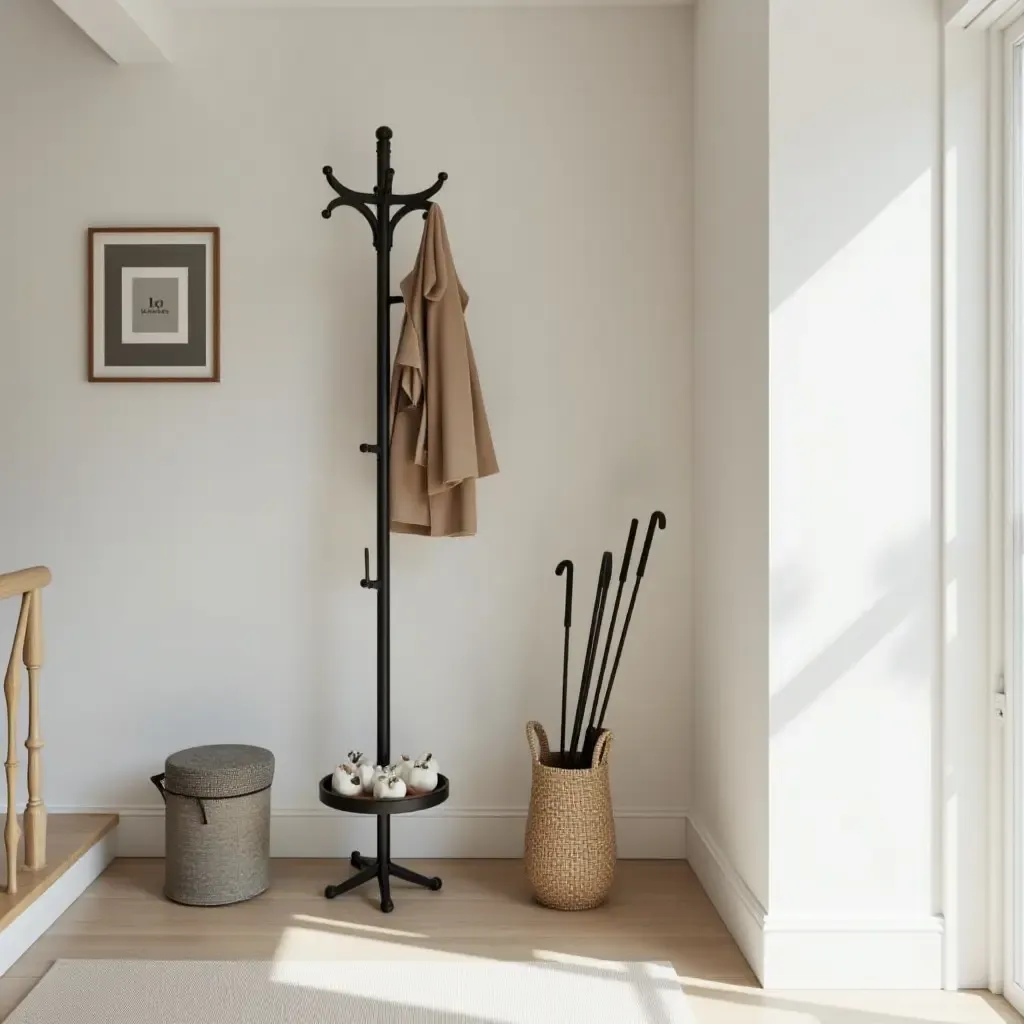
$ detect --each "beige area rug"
[6,959,695,1023]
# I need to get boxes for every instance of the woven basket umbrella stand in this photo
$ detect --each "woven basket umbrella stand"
[523,512,666,910]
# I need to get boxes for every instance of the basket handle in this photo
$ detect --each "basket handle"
[149,772,209,824]
[526,720,550,765]
[151,773,167,803]
[590,729,613,769]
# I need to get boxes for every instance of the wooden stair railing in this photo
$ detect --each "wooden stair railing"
[0,567,50,894]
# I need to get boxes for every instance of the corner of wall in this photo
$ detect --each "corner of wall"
[685,816,766,984]
[686,816,945,989]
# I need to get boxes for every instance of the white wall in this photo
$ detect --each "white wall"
[766,0,944,986]
[0,0,693,856]
[765,0,993,987]
[693,0,771,910]
[768,0,940,919]
[689,0,991,988]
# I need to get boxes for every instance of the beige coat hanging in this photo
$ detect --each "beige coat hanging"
[389,205,498,537]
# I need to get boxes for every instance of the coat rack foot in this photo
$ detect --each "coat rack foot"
[322,858,444,910]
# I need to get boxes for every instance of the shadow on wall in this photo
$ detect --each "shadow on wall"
[762,0,988,767]
[767,0,939,314]
[769,527,933,738]
[760,3,989,966]
[762,0,952,744]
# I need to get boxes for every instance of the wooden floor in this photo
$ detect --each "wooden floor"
[0,814,116,932]
[0,858,1019,1023]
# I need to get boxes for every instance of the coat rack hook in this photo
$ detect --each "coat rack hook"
[360,547,378,590]
[322,166,379,243]
[390,173,449,233]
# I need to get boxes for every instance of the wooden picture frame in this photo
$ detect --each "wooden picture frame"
[88,226,220,383]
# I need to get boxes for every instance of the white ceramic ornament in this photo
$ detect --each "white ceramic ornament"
[359,764,380,794]
[418,753,440,774]
[408,761,438,794]
[332,764,362,797]
[347,750,369,767]
[374,773,407,800]
[395,755,414,783]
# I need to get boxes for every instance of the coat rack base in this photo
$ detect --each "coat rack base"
[324,853,442,913]
[318,774,449,912]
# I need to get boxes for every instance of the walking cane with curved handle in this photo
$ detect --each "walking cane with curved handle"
[555,560,574,757]
[594,511,666,734]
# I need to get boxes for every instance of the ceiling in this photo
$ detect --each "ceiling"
[166,0,689,7]
[50,0,690,67]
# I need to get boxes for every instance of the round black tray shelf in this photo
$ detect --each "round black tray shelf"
[318,773,449,815]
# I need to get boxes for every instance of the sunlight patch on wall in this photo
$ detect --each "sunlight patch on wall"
[768,167,936,915]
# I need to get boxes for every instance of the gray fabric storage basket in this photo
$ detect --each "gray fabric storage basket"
[156,744,274,907]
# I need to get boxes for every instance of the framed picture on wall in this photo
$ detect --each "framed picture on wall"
[88,227,220,382]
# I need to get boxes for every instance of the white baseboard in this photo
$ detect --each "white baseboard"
[69,807,687,860]
[762,915,945,989]
[685,816,766,982]
[686,817,945,990]
[0,829,116,977]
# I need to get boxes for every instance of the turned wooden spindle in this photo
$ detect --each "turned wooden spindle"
[23,589,45,871]
[3,594,30,895]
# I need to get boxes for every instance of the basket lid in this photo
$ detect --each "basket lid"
[164,744,274,798]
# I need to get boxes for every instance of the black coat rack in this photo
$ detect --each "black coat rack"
[316,127,451,913]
